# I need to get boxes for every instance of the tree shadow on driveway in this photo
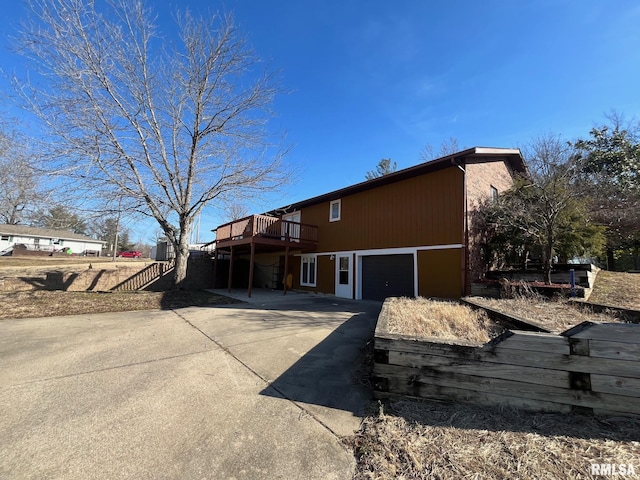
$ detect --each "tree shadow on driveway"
[258,309,379,430]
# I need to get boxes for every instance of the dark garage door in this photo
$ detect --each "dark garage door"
[362,254,414,301]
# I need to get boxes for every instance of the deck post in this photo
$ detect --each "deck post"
[248,242,255,298]
[212,248,218,289]
[283,246,290,295]
[227,245,234,293]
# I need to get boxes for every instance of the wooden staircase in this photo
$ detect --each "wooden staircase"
[111,262,175,291]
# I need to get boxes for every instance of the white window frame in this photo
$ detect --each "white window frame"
[300,255,317,287]
[329,199,341,222]
[490,185,499,202]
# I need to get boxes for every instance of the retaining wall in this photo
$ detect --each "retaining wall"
[373,300,640,417]
[0,259,213,292]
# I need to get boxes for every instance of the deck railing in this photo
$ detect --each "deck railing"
[215,214,318,245]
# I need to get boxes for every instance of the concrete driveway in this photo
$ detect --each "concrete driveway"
[0,290,381,479]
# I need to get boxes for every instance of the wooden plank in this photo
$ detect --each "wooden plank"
[388,348,640,379]
[375,336,482,355]
[593,408,640,419]
[376,331,570,356]
[381,354,569,388]
[382,365,577,406]
[570,323,640,343]
[572,300,640,324]
[461,298,550,332]
[490,331,570,354]
[381,378,572,414]
[589,339,640,362]
[383,368,640,415]
[591,374,640,397]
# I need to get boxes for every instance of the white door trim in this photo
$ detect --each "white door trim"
[335,253,353,298]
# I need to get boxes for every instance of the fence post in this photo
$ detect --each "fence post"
[570,269,576,298]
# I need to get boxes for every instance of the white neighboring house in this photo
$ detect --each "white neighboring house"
[0,225,105,256]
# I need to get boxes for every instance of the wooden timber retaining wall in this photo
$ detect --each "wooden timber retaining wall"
[373,301,640,417]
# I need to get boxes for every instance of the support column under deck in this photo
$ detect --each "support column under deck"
[248,242,255,298]
[282,246,290,295]
[212,249,218,289]
[227,246,234,293]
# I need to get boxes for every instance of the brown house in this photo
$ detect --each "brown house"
[213,147,526,300]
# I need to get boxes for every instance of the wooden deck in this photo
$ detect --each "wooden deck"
[215,214,318,251]
[214,214,318,297]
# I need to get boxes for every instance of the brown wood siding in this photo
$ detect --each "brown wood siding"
[290,255,301,290]
[292,254,334,294]
[316,255,335,294]
[300,166,464,252]
[417,248,463,298]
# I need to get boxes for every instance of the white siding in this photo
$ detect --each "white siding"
[0,235,103,255]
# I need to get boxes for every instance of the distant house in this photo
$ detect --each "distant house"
[0,225,105,256]
[213,147,526,300]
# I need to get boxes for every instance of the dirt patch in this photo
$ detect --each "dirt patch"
[384,297,504,343]
[468,296,624,333]
[589,271,640,309]
[349,399,640,480]
[0,290,240,320]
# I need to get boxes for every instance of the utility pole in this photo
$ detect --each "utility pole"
[112,197,122,262]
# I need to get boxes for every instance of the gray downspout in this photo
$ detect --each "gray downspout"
[452,158,468,297]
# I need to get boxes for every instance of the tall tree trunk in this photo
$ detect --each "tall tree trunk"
[172,217,192,289]
[544,230,553,285]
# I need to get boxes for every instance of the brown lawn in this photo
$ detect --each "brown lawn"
[0,290,239,320]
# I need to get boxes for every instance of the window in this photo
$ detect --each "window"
[338,256,349,284]
[282,211,301,242]
[490,186,499,202]
[0,235,9,241]
[329,199,341,222]
[300,255,316,287]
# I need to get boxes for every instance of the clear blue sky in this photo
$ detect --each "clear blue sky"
[1,1,639,242]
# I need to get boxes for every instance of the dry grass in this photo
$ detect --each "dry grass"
[0,290,239,320]
[0,256,147,268]
[385,297,503,343]
[468,271,640,333]
[589,271,640,309]
[349,399,640,480]
[469,296,623,333]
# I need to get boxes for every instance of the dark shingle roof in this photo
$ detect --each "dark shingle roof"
[0,224,105,244]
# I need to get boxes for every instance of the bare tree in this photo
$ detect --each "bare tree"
[0,126,42,225]
[419,137,462,162]
[226,203,250,222]
[480,134,605,283]
[16,0,289,287]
